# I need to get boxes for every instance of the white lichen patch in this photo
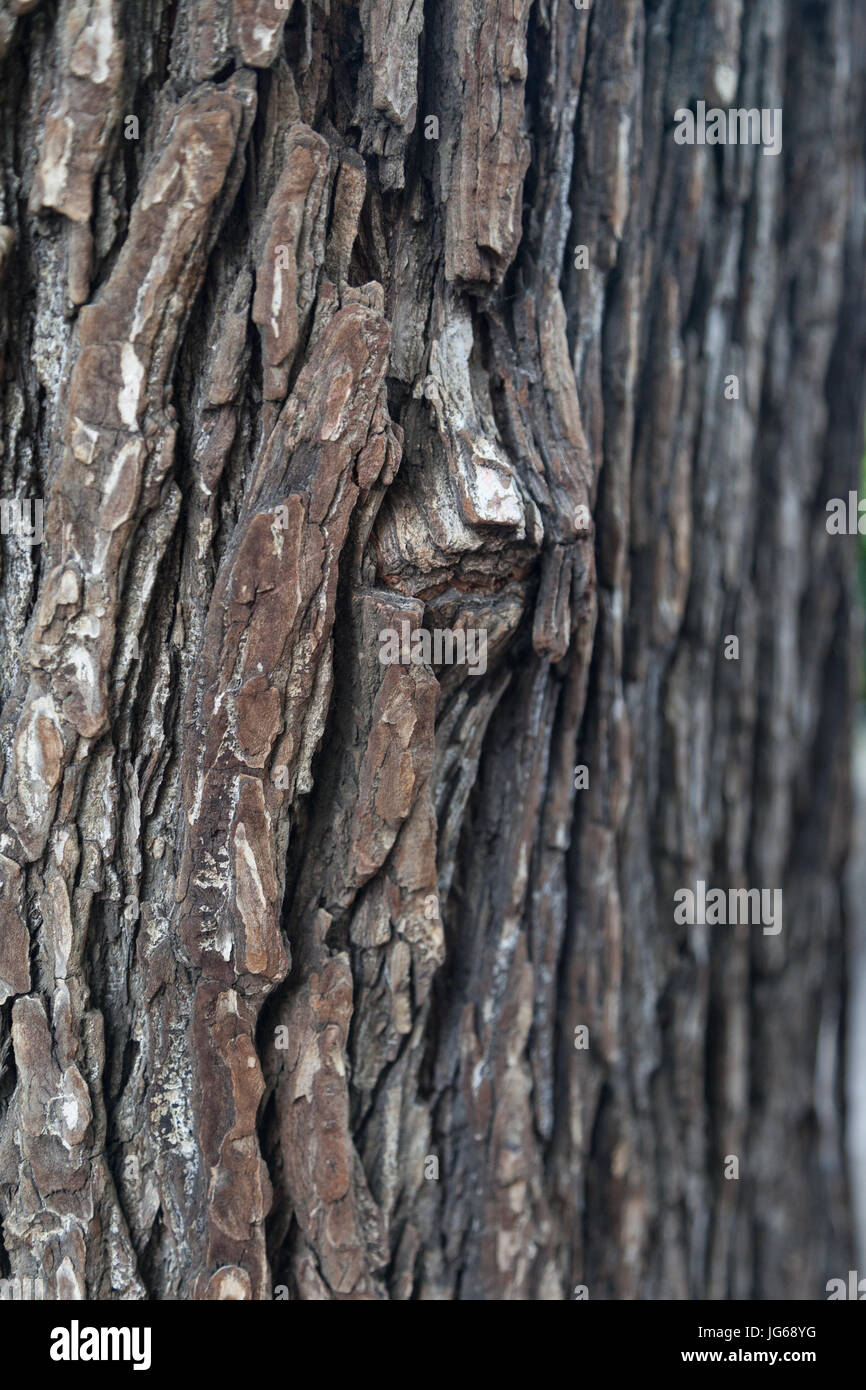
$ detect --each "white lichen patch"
[118,344,144,429]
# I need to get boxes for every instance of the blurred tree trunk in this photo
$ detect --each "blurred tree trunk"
[0,0,864,1301]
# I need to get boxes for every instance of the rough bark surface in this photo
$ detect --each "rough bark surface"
[0,0,864,1300]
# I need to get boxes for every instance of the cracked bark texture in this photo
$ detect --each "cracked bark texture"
[0,0,864,1301]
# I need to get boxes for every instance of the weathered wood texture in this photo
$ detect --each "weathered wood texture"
[0,0,864,1300]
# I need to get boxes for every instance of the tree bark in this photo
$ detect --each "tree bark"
[0,0,864,1301]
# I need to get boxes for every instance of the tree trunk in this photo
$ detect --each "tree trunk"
[0,0,864,1301]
